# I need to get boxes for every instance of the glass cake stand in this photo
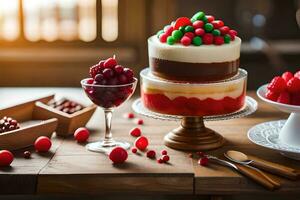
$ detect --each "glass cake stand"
[132,96,257,151]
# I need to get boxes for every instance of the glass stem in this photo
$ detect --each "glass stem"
[103,108,114,145]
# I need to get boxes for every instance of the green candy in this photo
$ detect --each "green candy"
[204,23,213,32]
[192,36,202,46]
[202,16,208,23]
[185,25,194,33]
[191,11,205,21]
[172,30,183,40]
[167,36,175,45]
[179,26,186,32]
[212,29,221,36]
[156,30,164,38]
[224,34,231,43]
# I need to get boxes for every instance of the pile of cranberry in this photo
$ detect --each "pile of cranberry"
[48,99,83,114]
[0,116,20,133]
[266,71,300,105]
[157,11,238,46]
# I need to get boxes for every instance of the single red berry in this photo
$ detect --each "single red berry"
[294,71,300,79]
[265,90,279,101]
[136,118,144,125]
[109,147,128,164]
[196,151,206,157]
[184,32,195,39]
[123,68,134,80]
[134,136,149,151]
[211,20,224,28]
[287,77,300,93]
[161,150,168,155]
[228,29,237,40]
[214,36,224,45]
[114,65,124,74]
[164,26,174,36]
[74,127,90,143]
[277,91,291,104]
[0,150,14,166]
[180,36,191,46]
[267,76,287,93]
[157,158,164,164]
[282,71,293,83]
[206,15,215,22]
[195,28,205,36]
[129,127,141,137]
[146,150,156,158]
[125,112,135,119]
[203,33,214,45]
[104,57,117,68]
[162,155,170,162]
[173,17,192,30]
[159,33,168,43]
[219,26,229,35]
[34,136,52,152]
[192,20,204,29]
[131,147,138,154]
[23,151,31,159]
[198,157,209,166]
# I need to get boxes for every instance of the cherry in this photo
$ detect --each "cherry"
[161,150,168,155]
[134,136,148,151]
[129,127,141,137]
[0,150,14,167]
[103,68,114,79]
[104,57,117,68]
[109,147,128,164]
[136,118,144,125]
[198,156,209,166]
[123,68,134,80]
[34,136,52,152]
[95,74,104,83]
[131,147,138,154]
[74,127,90,143]
[23,151,31,159]
[114,65,124,74]
[146,150,156,158]
[117,74,128,84]
[162,155,170,162]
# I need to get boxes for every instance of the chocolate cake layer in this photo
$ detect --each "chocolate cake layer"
[150,58,240,82]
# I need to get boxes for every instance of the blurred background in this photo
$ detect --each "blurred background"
[0,0,299,89]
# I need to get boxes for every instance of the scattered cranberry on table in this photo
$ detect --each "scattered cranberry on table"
[136,119,144,125]
[47,99,84,114]
[162,155,170,162]
[198,156,209,166]
[157,158,164,164]
[0,150,14,167]
[74,127,90,143]
[146,150,156,159]
[131,147,138,154]
[109,147,128,164]
[23,151,31,159]
[129,127,141,137]
[134,136,149,151]
[161,150,168,155]
[0,116,20,133]
[124,112,135,119]
[34,136,52,152]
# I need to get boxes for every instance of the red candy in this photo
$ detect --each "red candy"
[211,20,224,29]
[159,33,168,43]
[173,17,192,30]
[203,33,214,44]
[192,20,204,29]
[214,36,224,45]
[0,150,14,167]
[109,147,128,164]
[282,71,293,83]
[198,157,209,166]
[129,127,141,137]
[134,136,149,151]
[136,118,144,125]
[219,26,229,35]
[34,136,52,152]
[74,127,90,143]
[162,155,170,162]
[195,28,205,36]
[228,30,237,40]
[184,32,195,39]
[103,57,117,68]
[146,150,156,158]
[206,15,215,22]
[164,26,174,36]
[180,36,191,46]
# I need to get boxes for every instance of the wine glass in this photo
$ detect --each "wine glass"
[81,78,138,153]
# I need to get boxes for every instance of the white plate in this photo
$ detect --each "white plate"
[248,120,300,160]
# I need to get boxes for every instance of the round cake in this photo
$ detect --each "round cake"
[141,68,247,116]
[149,11,241,82]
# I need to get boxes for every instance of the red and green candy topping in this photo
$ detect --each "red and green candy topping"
[156,11,238,46]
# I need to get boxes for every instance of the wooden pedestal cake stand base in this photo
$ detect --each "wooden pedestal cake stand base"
[132,97,257,151]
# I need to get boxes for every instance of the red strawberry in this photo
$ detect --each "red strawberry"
[281,71,293,83]
[287,77,300,93]
[291,93,300,106]
[277,91,290,104]
[267,76,286,93]
[294,71,300,79]
[265,90,279,101]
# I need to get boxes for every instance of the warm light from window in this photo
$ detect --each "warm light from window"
[78,0,97,42]
[0,0,20,41]
[101,0,118,42]
[58,0,77,41]
[23,0,41,41]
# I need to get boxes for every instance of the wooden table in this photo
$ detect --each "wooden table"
[0,88,299,199]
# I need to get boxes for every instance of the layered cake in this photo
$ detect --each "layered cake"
[149,11,241,82]
[141,11,247,116]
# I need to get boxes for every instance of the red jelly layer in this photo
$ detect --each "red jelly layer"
[141,92,245,116]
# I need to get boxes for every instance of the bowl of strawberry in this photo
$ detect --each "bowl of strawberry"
[257,71,300,148]
[81,56,137,153]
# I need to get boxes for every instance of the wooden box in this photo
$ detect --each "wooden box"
[34,97,97,137]
[0,95,58,150]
